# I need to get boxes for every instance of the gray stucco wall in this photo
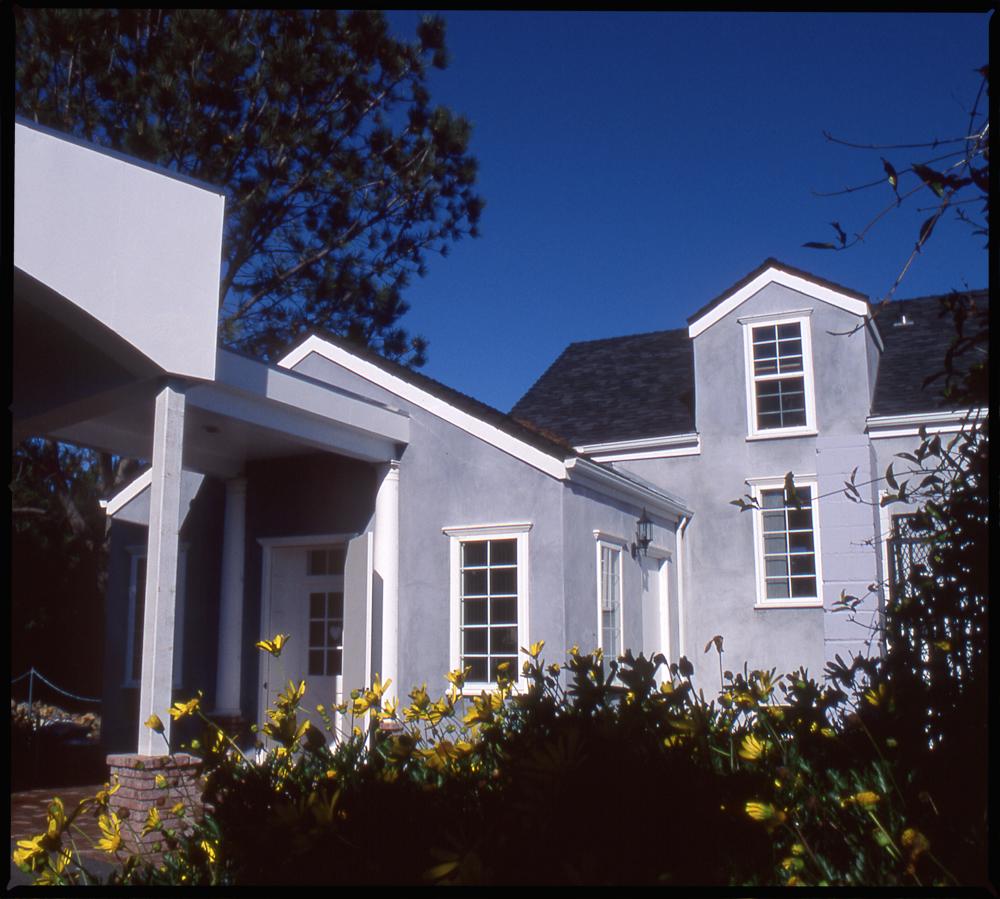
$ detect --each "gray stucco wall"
[288,349,682,696]
[559,482,678,664]
[620,283,883,687]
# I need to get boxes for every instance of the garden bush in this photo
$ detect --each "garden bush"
[13,629,979,886]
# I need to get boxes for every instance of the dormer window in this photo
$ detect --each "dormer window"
[741,312,817,438]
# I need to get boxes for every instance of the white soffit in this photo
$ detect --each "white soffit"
[687,267,870,338]
[14,122,225,381]
[279,336,567,480]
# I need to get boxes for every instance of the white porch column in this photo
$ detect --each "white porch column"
[137,382,186,754]
[373,459,400,701]
[214,476,247,716]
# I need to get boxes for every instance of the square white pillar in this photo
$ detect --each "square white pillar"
[137,382,186,754]
[373,459,400,700]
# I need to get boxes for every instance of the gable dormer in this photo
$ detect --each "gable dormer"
[686,259,881,440]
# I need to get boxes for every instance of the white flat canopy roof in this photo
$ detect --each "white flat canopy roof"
[14,121,225,381]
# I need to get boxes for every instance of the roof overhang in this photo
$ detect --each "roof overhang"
[687,264,871,339]
[564,457,693,523]
[866,407,985,439]
[44,350,411,478]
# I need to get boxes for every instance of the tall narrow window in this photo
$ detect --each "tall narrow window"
[750,477,823,607]
[459,538,519,683]
[599,542,623,657]
[743,315,816,437]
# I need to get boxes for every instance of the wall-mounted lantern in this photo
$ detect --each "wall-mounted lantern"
[631,508,653,559]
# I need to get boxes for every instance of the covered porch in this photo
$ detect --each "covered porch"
[13,119,408,758]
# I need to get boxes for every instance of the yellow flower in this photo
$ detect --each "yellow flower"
[865,683,889,707]
[96,813,123,853]
[144,713,165,734]
[12,834,47,869]
[738,733,770,761]
[46,798,68,841]
[168,697,200,720]
[142,807,161,837]
[745,801,787,828]
[524,640,545,659]
[172,801,186,816]
[199,840,217,863]
[745,801,776,821]
[256,633,289,656]
[901,827,930,857]
[95,778,121,806]
[841,791,880,808]
[445,666,471,688]
[35,847,73,884]
[154,774,168,789]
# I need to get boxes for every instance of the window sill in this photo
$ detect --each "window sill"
[746,429,817,442]
[457,680,527,699]
[754,600,823,610]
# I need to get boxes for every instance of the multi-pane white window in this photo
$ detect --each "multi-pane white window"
[445,524,530,690]
[306,547,345,677]
[459,538,519,683]
[743,315,816,437]
[750,477,823,607]
[598,542,623,657]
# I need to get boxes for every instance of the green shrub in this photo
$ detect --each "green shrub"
[14,631,974,886]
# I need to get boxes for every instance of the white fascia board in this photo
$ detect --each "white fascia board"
[564,458,693,522]
[688,267,870,338]
[575,432,701,462]
[866,407,984,438]
[104,470,153,518]
[278,336,567,480]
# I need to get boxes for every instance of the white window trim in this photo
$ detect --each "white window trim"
[747,475,824,609]
[124,543,188,688]
[742,312,817,440]
[445,524,531,695]
[595,537,625,659]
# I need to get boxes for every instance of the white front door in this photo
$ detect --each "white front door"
[260,533,372,743]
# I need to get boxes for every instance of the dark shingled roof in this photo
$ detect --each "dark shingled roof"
[512,289,986,446]
[280,329,578,460]
[510,328,695,446]
[870,290,989,417]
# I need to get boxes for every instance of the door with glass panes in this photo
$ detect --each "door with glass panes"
[261,534,371,743]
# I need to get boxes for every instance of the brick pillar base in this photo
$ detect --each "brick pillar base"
[106,753,204,852]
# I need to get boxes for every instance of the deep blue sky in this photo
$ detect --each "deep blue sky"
[384,11,990,413]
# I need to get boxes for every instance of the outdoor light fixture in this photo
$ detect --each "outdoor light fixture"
[631,508,653,559]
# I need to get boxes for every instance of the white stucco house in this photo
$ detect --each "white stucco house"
[13,119,983,757]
